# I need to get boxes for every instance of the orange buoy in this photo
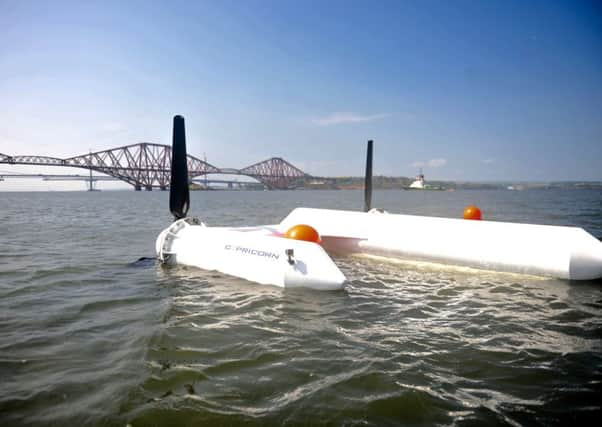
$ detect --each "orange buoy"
[285,224,322,243]
[463,205,482,220]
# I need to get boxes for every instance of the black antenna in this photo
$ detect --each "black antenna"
[169,115,190,220]
[364,140,373,212]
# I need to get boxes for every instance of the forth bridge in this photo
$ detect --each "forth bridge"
[0,143,310,190]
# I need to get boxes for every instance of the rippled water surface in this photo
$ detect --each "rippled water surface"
[1,189,601,426]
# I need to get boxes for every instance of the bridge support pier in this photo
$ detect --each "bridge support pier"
[134,185,142,191]
[145,185,153,191]
[159,186,167,191]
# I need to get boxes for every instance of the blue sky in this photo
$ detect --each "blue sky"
[1,0,601,190]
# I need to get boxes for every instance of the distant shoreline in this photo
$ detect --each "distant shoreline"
[299,177,602,191]
[2,178,600,192]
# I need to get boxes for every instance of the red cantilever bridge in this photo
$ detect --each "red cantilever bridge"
[0,143,310,190]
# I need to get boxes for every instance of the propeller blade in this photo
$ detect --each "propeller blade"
[364,140,373,212]
[169,115,190,220]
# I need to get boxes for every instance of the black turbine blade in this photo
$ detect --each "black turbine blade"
[169,115,190,220]
[364,140,373,212]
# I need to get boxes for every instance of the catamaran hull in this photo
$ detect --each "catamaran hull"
[278,208,602,280]
[156,208,602,288]
[156,219,346,290]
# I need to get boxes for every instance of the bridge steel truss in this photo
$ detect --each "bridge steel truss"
[0,143,309,190]
[239,157,308,190]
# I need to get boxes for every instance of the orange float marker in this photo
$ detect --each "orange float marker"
[463,205,482,220]
[285,224,322,243]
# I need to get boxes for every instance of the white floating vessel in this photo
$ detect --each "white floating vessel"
[157,219,345,290]
[406,169,443,190]
[156,116,346,291]
[408,170,425,189]
[156,117,602,289]
[278,208,602,281]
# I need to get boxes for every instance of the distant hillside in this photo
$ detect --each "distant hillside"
[296,177,602,191]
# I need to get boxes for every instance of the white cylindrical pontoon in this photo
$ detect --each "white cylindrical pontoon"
[279,208,602,280]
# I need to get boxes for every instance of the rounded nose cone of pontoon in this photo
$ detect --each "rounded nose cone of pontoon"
[283,260,346,291]
[313,275,346,291]
[569,234,602,280]
[285,275,346,291]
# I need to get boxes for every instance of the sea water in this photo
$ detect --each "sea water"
[1,189,601,426]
